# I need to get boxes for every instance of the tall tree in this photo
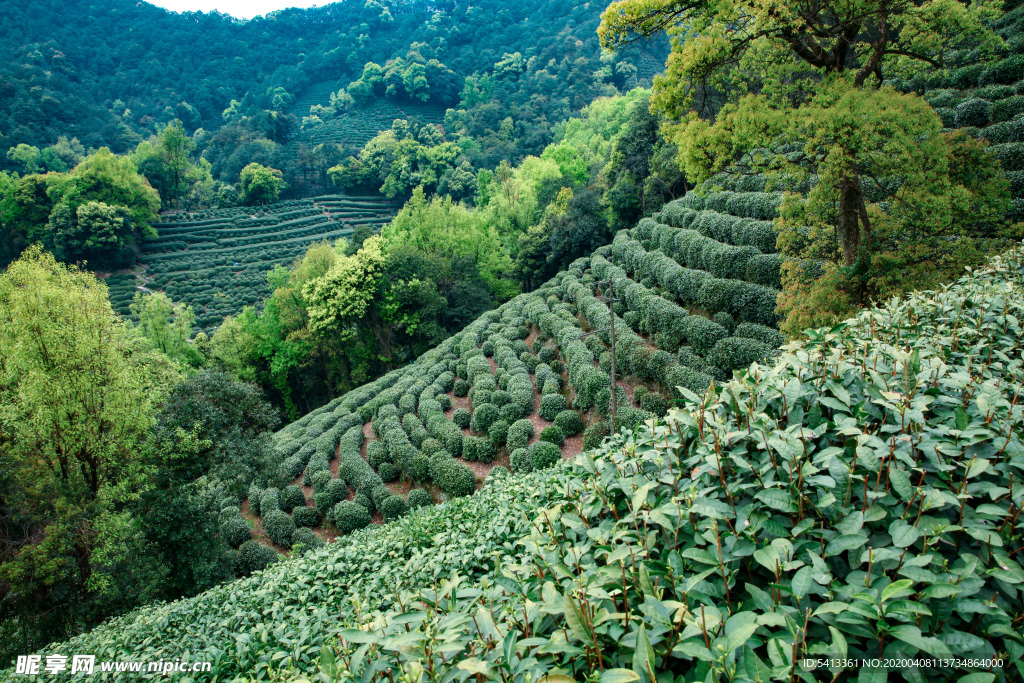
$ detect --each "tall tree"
[600,0,1014,333]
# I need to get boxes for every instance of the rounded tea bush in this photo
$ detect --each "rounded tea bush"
[510,448,532,473]
[311,469,332,493]
[470,403,500,435]
[379,495,410,522]
[290,527,323,551]
[506,419,535,451]
[435,394,452,411]
[367,441,389,468]
[582,421,609,450]
[262,509,296,548]
[378,461,399,482]
[553,410,583,436]
[453,379,470,397]
[292,506,320,527]
[236,540,279,576]
[279,485,306,513]
[488,419,509,447]
[333,501,371,535]
[352,492,373,515]
[452,407,471,428]
[529,441,562,470]
[220,516,252,548]
[539,393,566,421]
[408,488,432,509]
[539,425,564,446]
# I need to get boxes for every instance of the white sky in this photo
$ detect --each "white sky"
[148,0,328,20]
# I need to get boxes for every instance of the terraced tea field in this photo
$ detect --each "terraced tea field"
[289,80,448,150]
[897,5,1024,217]
[234,178,790,547]
[105,194,401,332]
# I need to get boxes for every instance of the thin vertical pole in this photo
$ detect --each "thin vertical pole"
[608,278,617,435]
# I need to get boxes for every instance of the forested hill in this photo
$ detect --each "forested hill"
[0,0,662,158]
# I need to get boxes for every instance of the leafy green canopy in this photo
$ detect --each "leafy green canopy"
[598,0,1018,334]
[20,247,1024,681]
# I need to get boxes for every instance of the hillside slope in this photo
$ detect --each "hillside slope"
[17,244,1023,680]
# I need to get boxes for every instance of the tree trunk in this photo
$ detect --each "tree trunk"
[836,178,864,267]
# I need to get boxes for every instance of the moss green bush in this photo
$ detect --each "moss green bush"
[528,441,561,470]
[262,509,295,548]
[379,495,410,522]
[332,501,370,534]
[552,409,583,436]
[452,407,471,428]
[235,540,278,576]
[408,489,432,509]
[538,425,564,446]
[291,506,319,527]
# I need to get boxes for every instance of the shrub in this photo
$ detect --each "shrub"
[506,419,534,451]
[292,506,320,527]
[553,410,583,436]
[498,402,521,424]
[220,516,252,548]
[484,466,511,487]
[407,454,429,482]
[665,363,715,396]
[681,316,728,355]
[453,379,469,397]
[219,505,241,526]
[637,391,670,417]
[367,441,389,468]
[463,435,495,463]
[290,528,323,551]
[933,106,957,127]
[538,346,556,363]
[352,493,373,515]
[707,337,772,374]
[529,441,562,470]
[332,501,371,535]
[991,141,1024,171]
[235,540,279,576]
[734,322,785,348]
[712,312,736,334]
[470,403,500,434]
[491,389,511,407]
[955,97,992,127]
[279,485,306,513]
[481,340,495,356]
[311,470,333,493]
[538,425,564,446]
[452,407,471,428]
[420,437,443,455]
[379,495,410,522]
[538,393,566,421]
[509,448,531,473]
[262,509,296,548]
[314,479,347,514]
[991,95,1024,122]
[378,461,399,482]
[429,454,477,498]
[435,394,452,411]
[488,419,509,447]
[408,489,432,509]
[582,421,609,450]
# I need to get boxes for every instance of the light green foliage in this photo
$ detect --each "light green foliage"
[239,163,285,205]
[130,292,200,366]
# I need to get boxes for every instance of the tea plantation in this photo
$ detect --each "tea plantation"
[104,194,401,333]
[895,4,1024,216]
[20,244,1024,681]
